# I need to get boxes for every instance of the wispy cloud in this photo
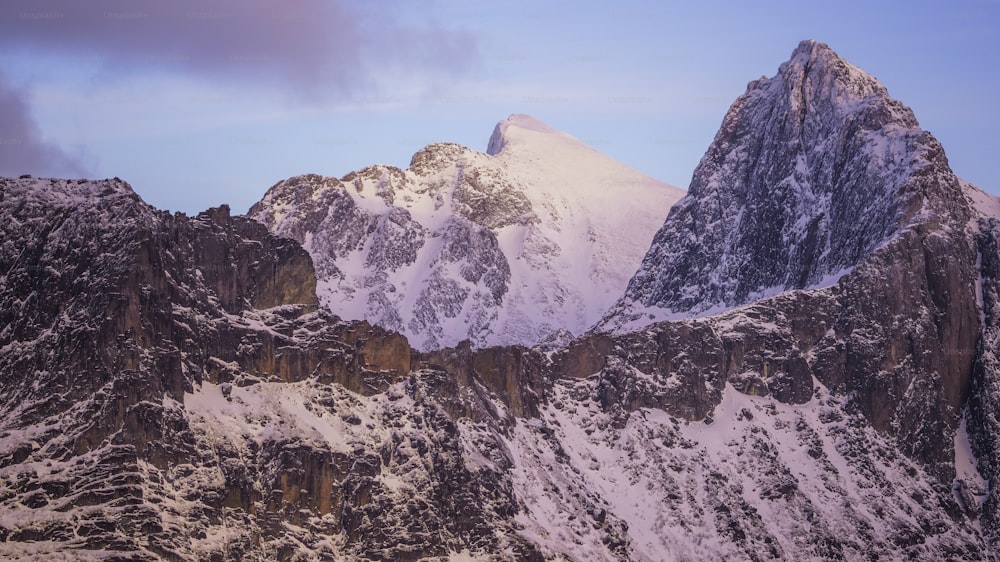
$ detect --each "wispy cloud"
[0,71,86,177]
[0,0,477,99]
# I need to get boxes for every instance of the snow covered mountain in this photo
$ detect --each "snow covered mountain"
[249,115,683,351]
[2,40,1000,561]
[599,40,953,331]
[0,175,995,561]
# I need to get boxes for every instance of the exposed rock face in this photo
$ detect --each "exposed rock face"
[0,177,539,560]
[967,198,1000,548]
[250,115,684,351]
[602,40,961,326]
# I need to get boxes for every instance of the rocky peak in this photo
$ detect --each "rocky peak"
[775,40,892,105]
[408,142,471,175]
[600,40,964,330]
[591,40,986,494]
[1,176,144,211]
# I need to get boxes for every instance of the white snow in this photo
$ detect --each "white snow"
[253,116,684,350]
[953,409,989,512]
[184,381,365,453]
[964,179,1000,225]
[488,114,684,327]
[496,375,984,561]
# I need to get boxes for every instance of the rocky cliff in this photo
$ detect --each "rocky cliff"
[0,177,543,560]
[966,186,1000,549]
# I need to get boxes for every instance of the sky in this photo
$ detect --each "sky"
[0,0,997,214]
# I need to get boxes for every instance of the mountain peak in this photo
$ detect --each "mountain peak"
[1,176,142,209]
[500,113,559,134]
[767,39,890,108]
[486,114,566,156]
[782,39,857,73]
[789,39,836,62]
[252,114,683,351]
[600,40,959,330]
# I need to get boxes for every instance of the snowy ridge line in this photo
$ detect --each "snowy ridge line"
[250,114,684,351]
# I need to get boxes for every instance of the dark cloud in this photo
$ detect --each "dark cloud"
[0,72,86,178]
[0,0,477,97]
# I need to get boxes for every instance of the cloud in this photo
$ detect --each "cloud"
[0,72,86,177]
[0,0,477,98]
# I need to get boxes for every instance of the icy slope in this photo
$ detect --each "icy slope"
[497,379,988,561]
[250,115,684,351]
[600,40,963,332]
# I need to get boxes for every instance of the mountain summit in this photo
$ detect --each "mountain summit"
[250,115,684,350]
[600,40,956,331]
[486,113,565,155]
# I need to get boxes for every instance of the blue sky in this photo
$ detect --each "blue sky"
[1,0,997,214]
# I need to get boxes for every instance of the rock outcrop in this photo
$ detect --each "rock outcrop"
[0,177,539,560]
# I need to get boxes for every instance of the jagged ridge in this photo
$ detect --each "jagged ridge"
[0,177,542,560]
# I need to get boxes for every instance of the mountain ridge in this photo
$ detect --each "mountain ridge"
[1,39,1000,560]
[250,115,684,351]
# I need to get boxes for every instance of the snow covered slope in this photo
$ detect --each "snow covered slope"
[600,40,959,332]
[497,378,988,561]
[250,115,683,351]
